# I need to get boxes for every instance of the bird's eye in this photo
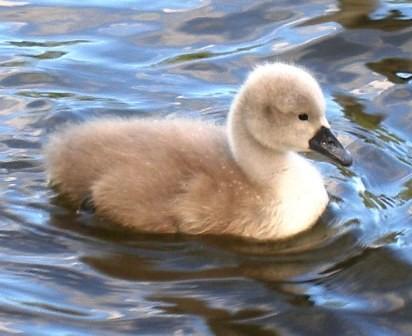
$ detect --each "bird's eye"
[298,113,309,121]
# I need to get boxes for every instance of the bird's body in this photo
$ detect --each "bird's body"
[45,63,351,241]
[46,118,327,240]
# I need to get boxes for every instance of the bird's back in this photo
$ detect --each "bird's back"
[45,118,262,235]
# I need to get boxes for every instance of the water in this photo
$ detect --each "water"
[0,0,411,334]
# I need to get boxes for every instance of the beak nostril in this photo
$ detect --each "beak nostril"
[325,136,335,145]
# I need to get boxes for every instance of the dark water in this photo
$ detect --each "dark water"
[0,0,412,334]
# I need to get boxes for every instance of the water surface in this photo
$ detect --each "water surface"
[0,0,412,335]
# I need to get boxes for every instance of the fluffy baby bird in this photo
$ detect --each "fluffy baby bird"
[45,63,352,241]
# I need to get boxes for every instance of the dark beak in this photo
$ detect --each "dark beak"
[309,126,352,166]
